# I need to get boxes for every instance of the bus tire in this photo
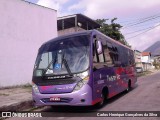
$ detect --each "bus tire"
[126,80,131,92]
[96,88,108,108]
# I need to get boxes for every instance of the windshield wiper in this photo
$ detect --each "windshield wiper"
[62,58,73,77]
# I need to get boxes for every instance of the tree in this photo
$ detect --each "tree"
[153,59,160,69]
[96,18,129,46]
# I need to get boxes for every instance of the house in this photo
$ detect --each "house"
[134,50,143,69]
[141,52,152,71]
[57,14,100,36]
[0,0,57,87]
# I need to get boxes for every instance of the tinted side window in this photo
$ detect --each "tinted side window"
[104,42,120,67]
[97,41,105,63]
[104,42,113,66]
[93,43,98,63]
[128,49,135,66]
[93,40,105,63]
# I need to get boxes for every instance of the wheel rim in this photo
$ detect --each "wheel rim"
[99,93,104,105]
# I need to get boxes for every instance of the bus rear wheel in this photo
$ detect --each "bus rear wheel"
[126,80,131,92]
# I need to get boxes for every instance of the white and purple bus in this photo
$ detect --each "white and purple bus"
[32,30,137,107]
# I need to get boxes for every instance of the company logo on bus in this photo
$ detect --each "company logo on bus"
[107,74,120,81]
[56,86,74,90]
[47,76,66,79]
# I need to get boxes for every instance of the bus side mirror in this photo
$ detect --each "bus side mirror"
[97,41,102,55]
[93,67,97,72]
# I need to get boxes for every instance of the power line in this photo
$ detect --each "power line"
[122,15,160,29]
[119,12,160,25]
[123,25,156,35]
[125,23,160,40]
[122,19,160,29]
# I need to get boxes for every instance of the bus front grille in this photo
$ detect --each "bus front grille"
[37,80,75,86]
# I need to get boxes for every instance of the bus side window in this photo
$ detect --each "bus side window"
[129,50,135,66]
[97,41,105,63]
[93,40,105,63]
[111,47,120,66]
[93,42,98,63]
[104,43,114,66]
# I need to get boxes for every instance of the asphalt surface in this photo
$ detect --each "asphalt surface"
[6,70,160,120]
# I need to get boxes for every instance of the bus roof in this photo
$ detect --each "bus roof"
[93,30,133,50]
[42,30,92,46]
[42,30,133,51]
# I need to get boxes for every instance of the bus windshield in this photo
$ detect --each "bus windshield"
[34,35,90,76]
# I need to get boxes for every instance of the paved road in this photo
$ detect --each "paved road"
[7,71,160,120]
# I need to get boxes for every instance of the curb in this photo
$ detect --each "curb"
[0,99,33,112]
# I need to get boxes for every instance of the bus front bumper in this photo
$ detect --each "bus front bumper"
[32,84,92,106]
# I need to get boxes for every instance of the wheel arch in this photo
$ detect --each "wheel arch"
[102,86,109,99]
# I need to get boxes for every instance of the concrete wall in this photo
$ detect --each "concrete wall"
[0,0,57,87]
[142,63,152,71]
[134,50,143,68]
[141,55,153,71]
[141,56,151,63]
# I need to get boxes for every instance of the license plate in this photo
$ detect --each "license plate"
[50,97,60,101]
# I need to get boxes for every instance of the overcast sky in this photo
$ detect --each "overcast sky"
[26,0,160,51]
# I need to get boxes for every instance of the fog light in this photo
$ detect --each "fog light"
[81,99,85,102]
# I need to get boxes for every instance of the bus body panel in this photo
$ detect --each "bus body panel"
[32,83,93,106]
[91,30,137,104]
[92,66,137,103]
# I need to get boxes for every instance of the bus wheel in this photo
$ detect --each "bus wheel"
[126,80,131,92]
[96,92,105,108]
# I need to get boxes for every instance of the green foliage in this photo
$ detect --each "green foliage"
[153,61,160,69]
[96,18,129,46]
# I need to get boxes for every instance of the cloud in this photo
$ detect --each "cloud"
[37,0,69,10]
[37,0,59,10]
[68,0,160,19]
[36,0,160,51]
[68,0,160,51]
[125,23,160,51]
[37,0,71,17]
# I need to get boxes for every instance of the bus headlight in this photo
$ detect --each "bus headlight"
[32,83,40,93]
[76,71,89,79]
[73,76,89,92]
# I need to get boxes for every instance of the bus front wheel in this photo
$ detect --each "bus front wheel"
[97,93,105,107]
[96,89,108,108]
